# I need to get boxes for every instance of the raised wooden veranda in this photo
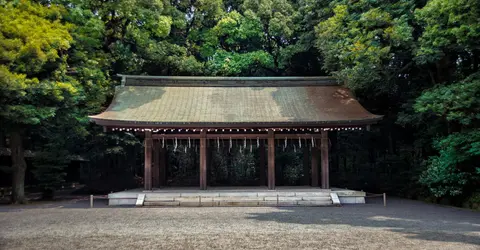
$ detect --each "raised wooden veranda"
[90,76,382,191]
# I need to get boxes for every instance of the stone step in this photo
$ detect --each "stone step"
[143,201,180,206]
[144,197,176,202]
[145,196,331,201]
[144,192,330,198]
[301,196,332,201]
[141,191,335,207]
[143,200,334,207]
[297,200,333,206]
[142,197,334,207]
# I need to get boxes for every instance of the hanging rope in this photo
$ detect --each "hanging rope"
[162,137,165,148]
[311,137,315,148]
[229,137,232,152]
[298,137,302,148]
[174,137,178,151]
[250,138,253,153]
[188,137,191,148]
[257,137,260,148]
[217,137,220,151]
[284,137,287,151]
[293,143,297,153]
[184,139,187,153]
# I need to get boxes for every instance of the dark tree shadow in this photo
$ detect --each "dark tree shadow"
[246,197,480,246]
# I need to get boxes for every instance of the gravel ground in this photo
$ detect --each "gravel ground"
[0,198,479,250]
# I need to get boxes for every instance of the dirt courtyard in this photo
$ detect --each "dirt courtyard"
[0,197,479,250]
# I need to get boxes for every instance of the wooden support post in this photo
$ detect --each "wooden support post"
[321,130,330,189]
[259,140,266,186]
[199,131,207,190]
[311,143,319,187]
[144,131,153,190]
[159,146,167,187]
[152,140,160,188]
[267,131,275,190]
[303,147,310,185]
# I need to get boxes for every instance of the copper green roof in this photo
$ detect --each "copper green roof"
[89,76,382,128]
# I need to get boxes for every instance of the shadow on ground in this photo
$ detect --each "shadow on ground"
[247,197,480,246]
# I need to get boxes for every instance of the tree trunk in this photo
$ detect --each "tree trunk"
[10,130,27,204]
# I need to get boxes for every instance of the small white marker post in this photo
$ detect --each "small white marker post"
[90,195,94,208]
[383,193,386,207]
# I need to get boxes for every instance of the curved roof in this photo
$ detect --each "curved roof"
[89,76,382,128]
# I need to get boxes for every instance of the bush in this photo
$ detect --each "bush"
[463,192,480,210]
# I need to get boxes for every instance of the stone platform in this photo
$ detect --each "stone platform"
[108,187,366,207]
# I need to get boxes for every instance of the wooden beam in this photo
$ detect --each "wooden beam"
[199,131,207,190]
[153,134,201,139]
[274,134,324,139]
[267,131,275,190]
[259,140,266,186]
[151,133,324,140]
[311,142,319,187]
[144,131,153,190]
[152,140,160,188]
[208,134,268,139]
[321,131,330,189]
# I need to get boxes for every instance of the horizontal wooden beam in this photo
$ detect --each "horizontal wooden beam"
[152,134,200,139]
[207,134,268,139]
[151,133,324,140]
[274,134,323,139]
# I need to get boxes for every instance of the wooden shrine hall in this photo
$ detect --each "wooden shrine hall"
[89,75,382,191]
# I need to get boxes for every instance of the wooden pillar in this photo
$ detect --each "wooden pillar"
[303,147,310,185]
[144,131,153,190]
[321,131,330,189]
[159,146,167,187]
[259,140,266,186]
[199,131,207,190]
[267,131,275,190]
[152,140,160,188]
[206,139,212,186]
[311,142,319,187]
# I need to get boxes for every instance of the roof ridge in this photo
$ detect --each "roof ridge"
[117,75,340,87]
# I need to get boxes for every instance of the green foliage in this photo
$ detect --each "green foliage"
[464,192,480,210]
[419,131,480,197]
[415,75,480,197]
[0,1,72,74]
[315,0,414,92]
[32,149,68,199]
[0,0,77,128]
[415,0,480,64]
[414,75,480,125]
[207,50,274,76]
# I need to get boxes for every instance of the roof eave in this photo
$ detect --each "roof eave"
[89,116,383,129]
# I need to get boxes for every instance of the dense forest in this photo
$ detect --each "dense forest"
[0,0,479,209]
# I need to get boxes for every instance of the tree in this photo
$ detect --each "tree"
[315,0,415,92]
[415,0,480,83]
[0,0,75,203]
[415,75,480,197]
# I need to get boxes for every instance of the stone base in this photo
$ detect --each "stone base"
[338,197,365,204]
[107,187,366,207]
